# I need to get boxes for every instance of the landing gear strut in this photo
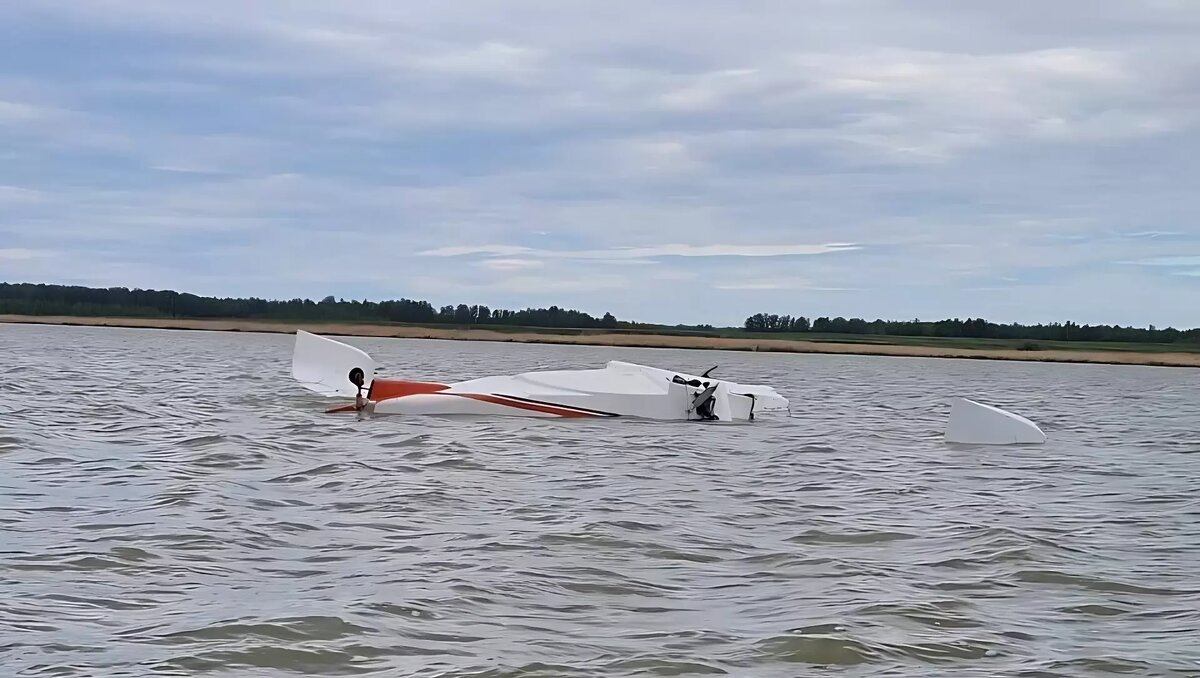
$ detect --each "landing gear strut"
[349,367,366,411]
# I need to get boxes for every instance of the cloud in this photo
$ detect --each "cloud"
[713,278,856,291]
[0,99,50,123]
[0,1,1198,327]
[408,273,629,297]
[0,87,129,151]
[419,243,860,260]
[0,186,46,206]
[477,258,543,272]
[0,248,51,260]
[1115,254,1200,288]
[421,245,535,258]
[1121,231,1187,239]
[1121,255,1200,267]
[412,42,546,82]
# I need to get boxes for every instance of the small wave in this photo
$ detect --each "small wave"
[153,645,377,674]
[152,615,374,644]
[1058,603,1132,617]
[177,434,226,448]
[38,593,160,611]
[604,656,729,675]
[1014,569,1186,596]
[787,528,917,545]
[401,661,592,677]
[755,632,884,666]
[858,600,984,629]
[1034,656,1180,675]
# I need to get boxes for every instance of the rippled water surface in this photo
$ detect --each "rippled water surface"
[3,323,1200,677]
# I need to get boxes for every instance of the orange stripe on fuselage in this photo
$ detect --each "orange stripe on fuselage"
[325,383,602,418]
[368,379,449,401]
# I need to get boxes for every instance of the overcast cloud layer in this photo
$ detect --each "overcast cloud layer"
[2,1,1197,327]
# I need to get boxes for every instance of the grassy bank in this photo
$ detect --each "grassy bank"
[4,314,1200,368]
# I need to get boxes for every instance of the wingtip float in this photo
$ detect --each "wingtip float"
[944,396,1047,445]
[290,330,1047,443]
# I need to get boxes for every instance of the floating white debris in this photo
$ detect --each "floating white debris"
[944,397,1046,445]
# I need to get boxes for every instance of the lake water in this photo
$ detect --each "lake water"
[2,323,1199,677]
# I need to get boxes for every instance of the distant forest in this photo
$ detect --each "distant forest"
[0,282,621,329]
[742,312,1200,344]
[1,282,1196,344]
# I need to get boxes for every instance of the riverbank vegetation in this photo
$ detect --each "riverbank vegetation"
[2,282,1197,353]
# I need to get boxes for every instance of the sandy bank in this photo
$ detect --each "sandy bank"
[4,314,1198,368]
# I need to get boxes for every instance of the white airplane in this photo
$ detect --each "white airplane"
[290,330,1046,443]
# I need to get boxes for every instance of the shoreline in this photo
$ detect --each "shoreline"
[4,314,1199,368]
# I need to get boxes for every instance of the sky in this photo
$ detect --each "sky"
[1,1,1197,328]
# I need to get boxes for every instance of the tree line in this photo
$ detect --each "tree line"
[0,283,620,329]
[742,312,1200,344]
[3,282,1194,343]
